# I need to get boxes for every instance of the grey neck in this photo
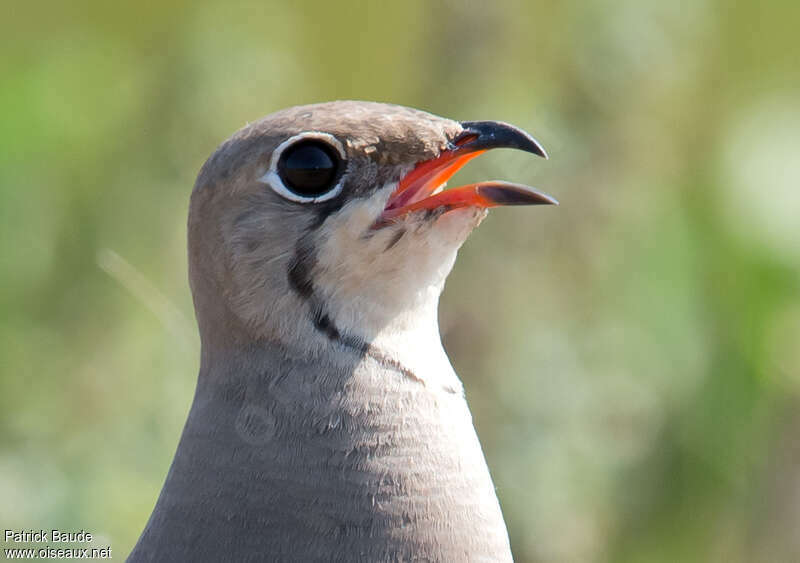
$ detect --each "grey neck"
[129,339,512,562]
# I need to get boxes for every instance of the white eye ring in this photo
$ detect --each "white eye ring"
[258,132,347,203]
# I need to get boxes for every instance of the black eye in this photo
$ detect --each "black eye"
[277,140,341,198]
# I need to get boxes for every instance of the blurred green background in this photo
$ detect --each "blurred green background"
[2,0,799,561]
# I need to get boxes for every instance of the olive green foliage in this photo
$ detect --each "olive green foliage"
[1,1,799,561]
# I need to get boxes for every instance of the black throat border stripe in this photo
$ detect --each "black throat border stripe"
[287,221,458,395]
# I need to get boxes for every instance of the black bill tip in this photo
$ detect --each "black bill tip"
[458,120,548,159]
[477,181,559,206]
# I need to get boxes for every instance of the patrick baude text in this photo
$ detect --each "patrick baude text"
[5,529,93,543]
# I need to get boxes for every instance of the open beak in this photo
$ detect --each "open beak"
[375,120,556,227]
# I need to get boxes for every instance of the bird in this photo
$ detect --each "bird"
[128,101,555,562]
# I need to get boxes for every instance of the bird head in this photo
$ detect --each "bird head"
[188,101,554,356]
